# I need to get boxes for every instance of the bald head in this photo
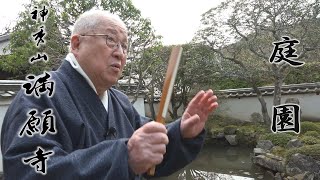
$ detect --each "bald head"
[72,9,128,36]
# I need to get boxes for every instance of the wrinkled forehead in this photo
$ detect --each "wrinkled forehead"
[101,18,128,37]
[91,18,127,44]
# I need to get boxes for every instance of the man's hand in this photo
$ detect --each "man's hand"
[127,121,169,174]
[180,89,218,139]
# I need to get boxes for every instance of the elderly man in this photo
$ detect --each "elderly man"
[1,10,218,179]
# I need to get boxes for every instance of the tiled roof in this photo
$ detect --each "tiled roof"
[0,80,146,99]
[217,82,320,98]
[0,80,26,99]
[1,80,319,100]
[0,34,10,43]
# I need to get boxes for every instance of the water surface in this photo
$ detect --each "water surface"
[156,143,270,180]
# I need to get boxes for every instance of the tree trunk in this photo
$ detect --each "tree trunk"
[273,69,283,106]
[252,85,271,126]
[169,92,179,119]
[172,106,179,119]
[147,86,156,120]
[149,99,156,120]
[271,64,285,106]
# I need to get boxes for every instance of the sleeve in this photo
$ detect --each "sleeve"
[1,94,136,180]
[146,119,206,178]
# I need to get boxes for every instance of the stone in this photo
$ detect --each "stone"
[292,174,305,180]
[216,132,225,139]
[285,98,302,115]
[285,98,300,104]
[264,170,275,179]
[250,112,263,123]
[252,155,285,173]
[253,148,266,156]
[257,175,264,179]
[266,153,283,161]
[286,153,320,177]
[302,172,317,180]
[224,135,238,146]
[275,172,282,180]
[286,139,303,149]
[292,173,317,180]
[256,140,274,151]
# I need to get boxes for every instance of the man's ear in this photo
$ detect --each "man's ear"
[70,35,81,52]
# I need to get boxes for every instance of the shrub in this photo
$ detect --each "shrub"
[236,130,257,147]
[209,127,224,137]
[299,136,320,145]
[300,121,320,134]
[285,144,320,161]
[259,133,293,147]
[205,114,229,129]
[303,131,320,138]
[224,125,238,135]
[206,115,253,128]
[271,146,287,157]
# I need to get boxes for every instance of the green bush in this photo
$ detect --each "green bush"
[299,136,320,145]
[271,146,287,157]
[224,125,238,135]
[303,131,320,138]
[285,144,320,161]
[259,133,293,147]
[300,121,320,134]
[236,130,257,147]
[205,114,229,129]
[206,115,254,129]
[209,127,224,137]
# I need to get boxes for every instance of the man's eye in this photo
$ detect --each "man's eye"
[121,43,128,50]
[107,36,116,44]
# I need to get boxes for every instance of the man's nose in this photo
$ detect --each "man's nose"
[114,44,124,55]
[112,44,125,59]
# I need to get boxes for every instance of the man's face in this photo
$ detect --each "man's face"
[72,19,128,91]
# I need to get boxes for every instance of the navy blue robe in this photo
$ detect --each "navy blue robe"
[1,61,205,179]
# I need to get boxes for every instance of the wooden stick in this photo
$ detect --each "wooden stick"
[147,46,183,176]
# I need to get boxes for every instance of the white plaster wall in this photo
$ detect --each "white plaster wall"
[0,41,10,55]
[0,98,13,172]
[0,104,10,172]
[129,97,146,116]
[218,93,320,121]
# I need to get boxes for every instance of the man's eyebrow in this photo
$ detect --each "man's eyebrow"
[105,28,118,35]
[104,28,128,42]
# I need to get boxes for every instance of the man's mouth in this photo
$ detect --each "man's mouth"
[111,63,121,70]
